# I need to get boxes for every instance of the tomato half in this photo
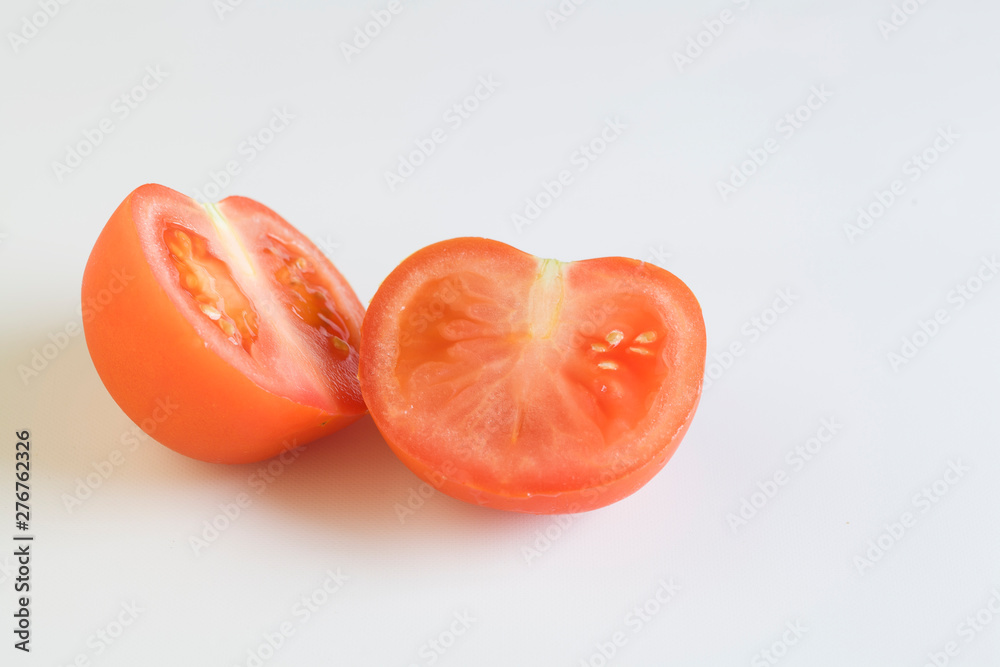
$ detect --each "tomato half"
[359,238,706,513]
[82,184,366,463]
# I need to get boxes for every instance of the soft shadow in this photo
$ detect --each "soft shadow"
[257,416,534,540]
[19,326,536,545]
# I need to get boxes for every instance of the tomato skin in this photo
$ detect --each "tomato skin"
[82,185,365,464]
[382,417,699,514]
[359,237,706,514]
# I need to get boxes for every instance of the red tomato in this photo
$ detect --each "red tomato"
[359,238,706,513]
[82,184,366,463]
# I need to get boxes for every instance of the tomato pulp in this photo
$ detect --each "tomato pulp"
[359,238,706,513]
[82,184,366,463]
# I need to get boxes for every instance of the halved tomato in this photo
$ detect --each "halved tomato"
[359,238,706,514]
[82,184,366,463]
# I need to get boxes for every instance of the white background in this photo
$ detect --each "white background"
[2,1,999,665]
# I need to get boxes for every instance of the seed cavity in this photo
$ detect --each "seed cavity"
[164,226,259,354]
[265,236,352,360]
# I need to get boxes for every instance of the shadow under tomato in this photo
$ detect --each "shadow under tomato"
[254,415,532,540]
[0,325,138,476]
[17,324,546,555]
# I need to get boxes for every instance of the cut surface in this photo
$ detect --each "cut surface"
[360,237,706,512]
[133,187,364,414]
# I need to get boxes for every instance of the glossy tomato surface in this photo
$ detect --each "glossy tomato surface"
[82,184,366,463]
[359,238,706,513]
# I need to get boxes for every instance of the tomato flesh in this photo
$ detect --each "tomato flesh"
[360,238,706,513]
[82,184,366,463]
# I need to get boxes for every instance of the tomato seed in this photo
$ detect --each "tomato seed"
[199,303,222,320]
[165,229,192,258]
[634,330,657,344]
[331,336,350,357]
